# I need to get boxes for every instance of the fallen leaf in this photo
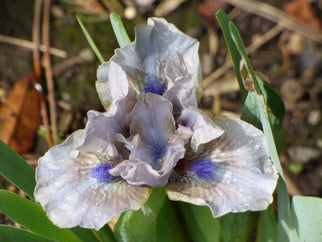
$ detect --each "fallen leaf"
[75,0,106,14]
[0,72,42,154]
[284,0,322,33]
[198,0,229,25]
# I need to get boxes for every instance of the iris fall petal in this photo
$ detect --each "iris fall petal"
[34,130,150,230]
[166,116,278,217]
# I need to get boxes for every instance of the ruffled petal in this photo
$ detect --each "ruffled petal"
[146,18,202,98]
[96,62,130,110]
[166,116,278,217]
[34,130,150,230]
[179,107,224,153]
[109,134,185,187]
[165,87,224,152]
[109,93,185,187]
[77,89,137,156]
[96,17,202,108]
[130,92,174,148]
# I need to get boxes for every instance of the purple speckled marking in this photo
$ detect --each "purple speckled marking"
[144,79,165,95]
[90,163,116,182]
[188,159,216,181]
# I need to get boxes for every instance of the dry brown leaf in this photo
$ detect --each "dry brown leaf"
[75,0,106,14]
[198,0,229,24]
[284,0,322,33]
[0,72,42,154]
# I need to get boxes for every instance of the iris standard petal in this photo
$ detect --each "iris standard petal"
[110,134,185,187]
[34,130,150,230]
[77,89,137,155]
[96,61,131,110]
[165,86,224,152]
[109,93,185,187]
[130,92,174,150]
[166,116,278,217]
[96,17,202,108]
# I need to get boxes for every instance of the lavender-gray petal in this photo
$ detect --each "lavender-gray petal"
[166,116,278,217]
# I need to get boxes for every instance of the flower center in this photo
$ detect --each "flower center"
[187,159,216,181]
[144,78,165,95]
[90,163,116,182]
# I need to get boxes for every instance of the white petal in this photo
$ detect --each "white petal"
[166,116,278,217]
[96,17,202,107]
[124,93,185,187]
[180,107,224,153]
[35,130,150,230]
[77,90,137,156]
[130,93,174,149]
[96,62,130,110]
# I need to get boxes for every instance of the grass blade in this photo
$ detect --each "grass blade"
[110,13,131,48]
[76,16,105,64]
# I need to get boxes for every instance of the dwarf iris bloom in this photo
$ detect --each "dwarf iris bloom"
[34,17,278,230]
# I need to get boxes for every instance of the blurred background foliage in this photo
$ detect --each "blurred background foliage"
[0,0,321,231]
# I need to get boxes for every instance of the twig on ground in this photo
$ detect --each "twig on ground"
[0,34,66,58]
[222,0,322,43]
[32,0,53,147]
[42,0,58,145]
[203,24,284,88]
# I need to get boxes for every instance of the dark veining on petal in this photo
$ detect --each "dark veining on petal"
[90,163,116,182]
[151,145,165,169]
[144,78,165,95]
[175,159,216,181]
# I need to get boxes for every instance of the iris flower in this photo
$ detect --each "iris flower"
[34,18,278,231]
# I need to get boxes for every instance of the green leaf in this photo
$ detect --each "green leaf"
[0,225,54,242]
[221,212,258,242]
[0,140,35,200]
[91,224,116,242]
[216,9,247,100]
[176,202,220,242]
[241,92,284,177]
[110,13,131,48]
[155,199,186,242]
[114,188,184,242]
[216,9,290,241]
[70,227,100,241]
[76,16,105,64]
[241,80,285,139]
[0,190,79,241]
[256,205,277,242]
[290,196,322,241]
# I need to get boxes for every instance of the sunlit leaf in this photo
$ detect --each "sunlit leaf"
[110,13,131,48]
[114,188,185,242]
[0,141,35,200]
[0,225,54,242]
[216,9,290,241]
[216,10,247,100]
[289,196,322,241]
[0,190,79,241]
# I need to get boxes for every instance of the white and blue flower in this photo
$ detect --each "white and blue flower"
[34,17,278,231]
